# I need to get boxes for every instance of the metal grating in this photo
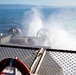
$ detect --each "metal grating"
[0,47,39,69]
[38,52,63,75]
[38,51,76,75]
[49,52,76,75]
[0,45,76,75]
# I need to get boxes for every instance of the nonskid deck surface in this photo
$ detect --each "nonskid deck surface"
[0,45,76,75]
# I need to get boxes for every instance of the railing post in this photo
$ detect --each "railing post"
[13,57,17,75]
[13,68,17,75]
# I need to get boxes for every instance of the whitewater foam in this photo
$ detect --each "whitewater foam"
[26,7,76,50]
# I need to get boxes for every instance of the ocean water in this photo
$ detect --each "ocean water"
[0,6,76,50]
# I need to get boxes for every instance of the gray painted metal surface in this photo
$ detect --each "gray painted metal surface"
[0,46,62,75]
[0,45,75,75]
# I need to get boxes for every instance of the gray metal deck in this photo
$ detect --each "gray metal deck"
[0,44,76,75]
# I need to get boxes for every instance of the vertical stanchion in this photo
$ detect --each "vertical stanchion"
[13,68,17,75]
[13,57,17,75]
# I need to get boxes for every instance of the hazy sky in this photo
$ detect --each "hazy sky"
[0,0,76,6]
